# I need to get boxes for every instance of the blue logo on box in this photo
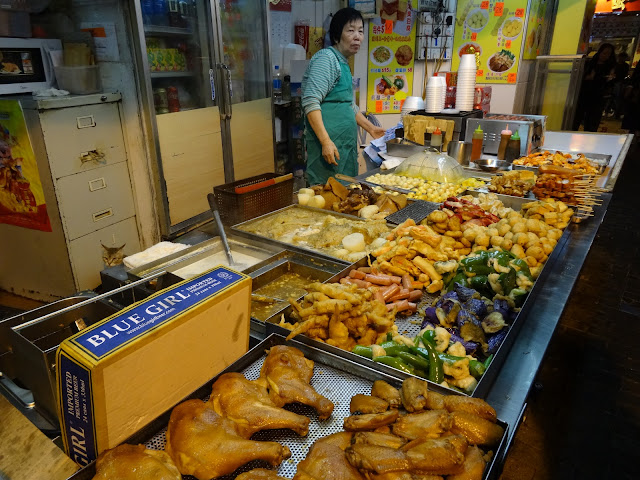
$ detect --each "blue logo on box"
[73,268,243,358]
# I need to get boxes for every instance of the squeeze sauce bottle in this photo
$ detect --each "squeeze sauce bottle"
[497,124,512,160]
[471,125,484,162]
[505,130,521,163]
[431,127,443,150]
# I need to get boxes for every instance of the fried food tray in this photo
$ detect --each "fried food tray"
[66,334,508,480]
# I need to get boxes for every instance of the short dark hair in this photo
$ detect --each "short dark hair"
[329,8,364,46]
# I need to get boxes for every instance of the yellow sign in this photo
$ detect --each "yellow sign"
[367,0,418,114]
[0,100,51,232]
[452,0,528,84]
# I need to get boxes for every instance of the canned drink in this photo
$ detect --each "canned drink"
[167,86,180,112]
[153,87,169,114]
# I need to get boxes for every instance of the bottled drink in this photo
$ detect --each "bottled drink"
[178,0,190,29]
[168,0,181,27]
[282,74,291,102]
[273,65,282,103]
[167,86,180,112]
[141,0,154,24]
[471,125,483,161]
[497,125,512,160]
[153,0,168,25]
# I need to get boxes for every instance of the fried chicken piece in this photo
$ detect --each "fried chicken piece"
[236,469,288,480]
[294,432,365,480]
[165,400,291,480]
[371,380,401,408]
[208,372,310,437]
[447,446,486,480]
[350,394,390,414]
[426,391,445,410]
[443,396,497,423]
[392,410,452,440]
[368,474,443,480]
[344,409,400,431]
[260,345,334,419]
[352,431,407,449]
[449,411,504,447]
[345,444,410,474]
[327,305,356,350]
[92,444,180,480]
[400,377,429,412]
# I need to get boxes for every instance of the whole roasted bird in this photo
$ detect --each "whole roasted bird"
[91,444,180,480]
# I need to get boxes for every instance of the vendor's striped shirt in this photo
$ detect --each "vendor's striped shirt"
[301,47,359,117]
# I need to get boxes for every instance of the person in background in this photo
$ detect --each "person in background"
[572,43,616,132]
[622,67,640,139]
[302,8,385,186]
[605,52,630,118]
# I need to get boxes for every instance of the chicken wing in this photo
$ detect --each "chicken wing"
[352,431,407,449]
[345,444,410,474]
[371,380,402,408]
[443,396,497,423]
[165,400,291,480]
[343,409,400,431]
[260,345,334,420]
[209,372,310,437]
[447,446,486,480]
[400,377,429,413]
[236,469,288,480]
[368,473,443,480]
[293,432,365,480]
[92,444,180,480]
[392,410,452,440]
[449,411,504,447]
[350,394,389,414]
[426,391,445,410]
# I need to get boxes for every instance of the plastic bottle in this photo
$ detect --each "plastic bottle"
[505,130,521,163]
[431,127,442,151]
[273,65,282,102]
[153,0,168,25]
[141,0,154,24]
[471,125,484,161]
[282,74,291,102]
[497,124,512,160]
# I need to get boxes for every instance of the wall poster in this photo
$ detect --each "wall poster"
[523,0,547,60]
[367,0,419,114]
[0,100,51,232]
[452,0,528,84]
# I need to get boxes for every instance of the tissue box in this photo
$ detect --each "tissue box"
[56,266,251,465]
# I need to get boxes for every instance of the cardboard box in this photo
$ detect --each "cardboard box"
[56,267,251,466]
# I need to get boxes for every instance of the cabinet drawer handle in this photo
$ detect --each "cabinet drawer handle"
[77,115,96,128]
[92,208,113,222]
[80,150,106,164]
[89,178,107,191]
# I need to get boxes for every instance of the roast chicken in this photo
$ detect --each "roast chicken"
[371,380,402,408]
[293,432,365,480]
[209,372,310,437]
[350,393,390,414]
[260,345,334,419]
[236,469,288,480]
[165,399,291,479]
[91,444,180,480]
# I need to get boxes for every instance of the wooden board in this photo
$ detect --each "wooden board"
[230,98,275,181]
[0,395,78,480]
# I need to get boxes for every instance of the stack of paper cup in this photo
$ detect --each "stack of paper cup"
[425,76,445,113]
[456,54,477,111]
[401,95,425,118]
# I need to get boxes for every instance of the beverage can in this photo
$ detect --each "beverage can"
[294,21,310,52]
[167,86,180,112]
[153,87,169,114]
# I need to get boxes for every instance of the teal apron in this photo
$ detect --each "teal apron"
[305,48,358,186]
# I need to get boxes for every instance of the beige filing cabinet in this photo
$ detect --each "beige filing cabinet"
[0,93,141,301]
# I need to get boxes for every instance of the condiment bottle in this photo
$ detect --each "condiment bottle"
[497,124,512,160]
[505,130,521,163]
[431,127,443,151]
[471,125,484,161]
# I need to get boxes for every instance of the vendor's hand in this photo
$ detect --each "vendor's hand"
[321,139,340,166]
[369,126,386,139]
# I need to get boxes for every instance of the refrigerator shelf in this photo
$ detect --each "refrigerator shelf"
[144,25,194,37]
[150,71,197,79]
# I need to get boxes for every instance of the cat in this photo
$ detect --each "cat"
[101,243,126,267]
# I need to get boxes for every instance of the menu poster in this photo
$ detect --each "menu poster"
[367,0,418,114]
[452,0,528,84]
[522,0,548,60]
[0,100,52,232]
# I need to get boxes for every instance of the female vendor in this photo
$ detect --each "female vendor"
[302,8,385,185]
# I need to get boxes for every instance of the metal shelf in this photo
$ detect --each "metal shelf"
[150,71,196,79]
[144,25,194,37]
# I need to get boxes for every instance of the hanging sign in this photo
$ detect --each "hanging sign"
[452,0,528,84]
[367,0,419,114]
[0,100,52,232]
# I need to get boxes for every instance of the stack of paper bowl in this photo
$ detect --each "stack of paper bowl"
[401,95,424,117]
[456,54,477,111]
[425,76,444,113]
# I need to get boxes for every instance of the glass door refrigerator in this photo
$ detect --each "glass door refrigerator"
[131,0,274,238]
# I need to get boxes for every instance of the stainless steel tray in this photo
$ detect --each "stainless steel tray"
[66,333,509,480]
[513,148,610,176]
[126,235,282,280]
[231,205,394,264]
